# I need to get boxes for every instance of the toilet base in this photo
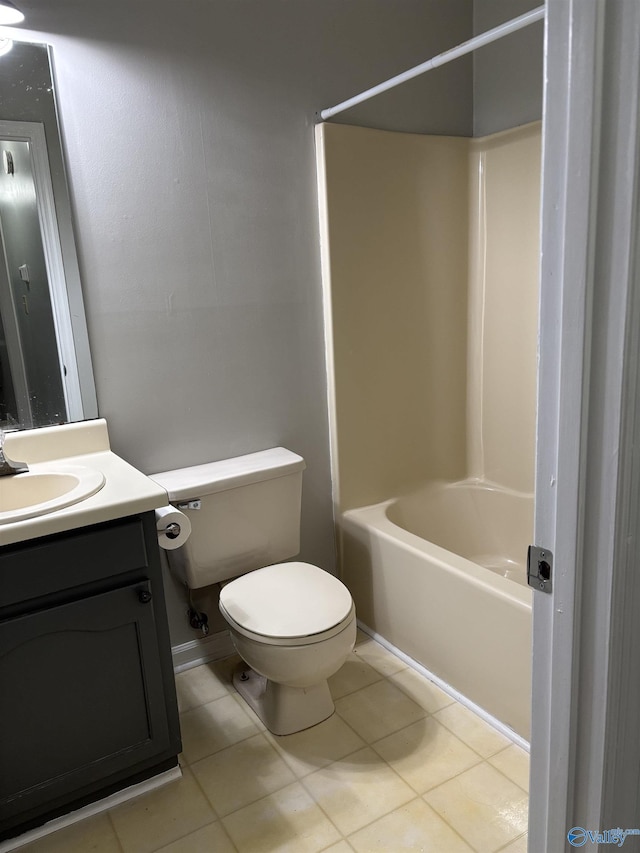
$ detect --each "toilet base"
[232,665,335,736]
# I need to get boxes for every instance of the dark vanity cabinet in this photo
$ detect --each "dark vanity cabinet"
[0,513,181,841]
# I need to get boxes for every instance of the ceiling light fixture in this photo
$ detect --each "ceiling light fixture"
[0,0,24,26]
[0,37,13,56]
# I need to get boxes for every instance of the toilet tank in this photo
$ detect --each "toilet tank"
[151,448,306,589]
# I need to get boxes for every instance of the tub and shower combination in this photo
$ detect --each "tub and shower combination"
[317,120,540,742]
[340,480,532,739]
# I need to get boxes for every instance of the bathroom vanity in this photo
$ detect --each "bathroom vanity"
[0,421,181,842]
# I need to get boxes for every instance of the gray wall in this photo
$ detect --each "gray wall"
[473,0,543,136]
[16,0,473,644]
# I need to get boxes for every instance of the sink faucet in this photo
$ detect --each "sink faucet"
[0,429,29,476]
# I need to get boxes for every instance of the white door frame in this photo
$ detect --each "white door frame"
[530,0,640,846]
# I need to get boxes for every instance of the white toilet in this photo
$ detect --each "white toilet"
[151,448,356,735]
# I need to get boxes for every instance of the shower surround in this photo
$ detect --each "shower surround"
[317,121,540,739]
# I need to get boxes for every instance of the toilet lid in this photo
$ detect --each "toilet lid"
[219,562,353,640]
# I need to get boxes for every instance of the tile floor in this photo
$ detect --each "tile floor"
[20,632,529,853]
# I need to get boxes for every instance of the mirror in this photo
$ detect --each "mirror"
[0,39,97,429]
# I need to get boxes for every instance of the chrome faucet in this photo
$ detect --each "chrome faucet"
[0,429,29,476]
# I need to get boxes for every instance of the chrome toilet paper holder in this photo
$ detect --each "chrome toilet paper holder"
[158,522,181,539]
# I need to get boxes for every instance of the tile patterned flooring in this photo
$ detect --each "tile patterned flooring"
[20,632,529,853]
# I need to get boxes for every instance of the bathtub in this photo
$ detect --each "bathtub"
[339,480,533,740]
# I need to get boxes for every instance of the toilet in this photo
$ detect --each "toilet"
[151,448,356,735]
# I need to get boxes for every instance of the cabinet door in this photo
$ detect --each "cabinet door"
[0,581,170,824]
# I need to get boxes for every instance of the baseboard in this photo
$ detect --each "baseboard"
[171,630,235,673]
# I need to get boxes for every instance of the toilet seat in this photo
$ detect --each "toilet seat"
[219,561,355,647]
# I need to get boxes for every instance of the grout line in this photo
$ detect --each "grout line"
[294,772,351,844]
[494,829,528,852]
[106,812,125,853]
[296,764,414,845]
[340,795,424,846]
[485,755,530,797]
[421,794,481,853]
[197,732,298,819]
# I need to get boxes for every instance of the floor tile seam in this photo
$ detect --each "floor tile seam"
[365,662,409,680]
[185,749,235,824]
[481,758,530,796]
[148,815,236,853]
[296,766,416,842]
[421,770,529,853]
[180,688,254,724]
[386,685,455,716]
[180,723,264,766]
[488,743,518,759]
[369,738,484,797]
[416,792,490,853]
[318,840,354,853]
[324,706,370,750]
[208,762,299,821]
[486,742,530,779]
[367,705,475,754]
[392,749,484,798]
[334,670,430,713]
[333,705,430,747]
[420,755,524,800]
[412,795,481,853]
[372,670,434,719]
[329,669,385,700]
[494,829,528,852]
[387,673,458,715]
[291,772,353,841]
[339,794,428,845]
[105,810,126,853]
[267,738,370,781]
[429,715,510,761]
[218,777,346,846]
[176,686,231,715]
[316,743,422,797]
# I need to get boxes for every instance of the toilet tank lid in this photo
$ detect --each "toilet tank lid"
[150,447,305,501]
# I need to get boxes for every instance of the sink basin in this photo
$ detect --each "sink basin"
[0,463,106,525]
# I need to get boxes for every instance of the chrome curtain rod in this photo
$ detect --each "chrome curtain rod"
[320,5,545,121]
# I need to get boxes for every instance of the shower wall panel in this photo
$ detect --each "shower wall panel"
[468,123,541,492]
[319,121,540,510]
[320,123,469,510]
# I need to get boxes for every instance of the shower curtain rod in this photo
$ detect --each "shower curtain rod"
[320,5,545,121]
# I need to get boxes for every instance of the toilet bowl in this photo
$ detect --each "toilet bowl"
[150,448,356,735]
[219,561,356,734]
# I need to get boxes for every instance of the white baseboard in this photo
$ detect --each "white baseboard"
[171,630,235,673]
[0,766,182,852]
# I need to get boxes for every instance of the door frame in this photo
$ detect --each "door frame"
[530,0,640,845]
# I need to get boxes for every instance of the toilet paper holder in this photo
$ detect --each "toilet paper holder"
[159,522,182,539]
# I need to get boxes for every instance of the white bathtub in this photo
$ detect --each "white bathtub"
[339,480,533,739]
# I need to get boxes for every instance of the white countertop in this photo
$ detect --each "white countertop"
[0,419,168,547]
